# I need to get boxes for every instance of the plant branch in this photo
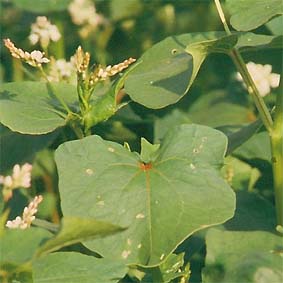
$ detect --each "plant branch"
[271,81,283,227]
[214,0,273,133]
[229,50,274,133]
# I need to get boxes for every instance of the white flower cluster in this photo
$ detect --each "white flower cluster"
[0,163,32,201]
[6,195,43,229]
[0,163,32,190]
[4,38,49,67]
[29,16,61,48]
[68,0,105,38]
[47,58,76,83]
[236,62,280,97]
[94,57,137,82]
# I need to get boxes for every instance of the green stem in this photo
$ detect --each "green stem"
[214,0,231,35]
[229,49,274,133]
[271,84,283,227]
[214,0,273,133]
[32,218,59,233]
[70,121,85,139]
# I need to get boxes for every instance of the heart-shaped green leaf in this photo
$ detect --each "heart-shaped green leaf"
[125,32,281,109]
[226,0,283,31]
[125,32,236,109]
[0,82,78,134]
[55,124,235,266]
[33,252,127,283]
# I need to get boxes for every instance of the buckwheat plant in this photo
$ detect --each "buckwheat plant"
[1,0,282,282]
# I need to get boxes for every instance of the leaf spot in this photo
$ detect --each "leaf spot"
[190,163,196,170]
[108,147,115,152]
[193,148,199,154]
[202,137,207,142]
[96,195,101,200]
[127,238,132,246]
[137,243,142,249]
[155,200,159,204]
[149,81,153,85]
[85,168,94,175]
[121,250,131,259]
[136,213,145,219]
[171,48,178,55]
[97,200,105,206]
[160,253,165,260]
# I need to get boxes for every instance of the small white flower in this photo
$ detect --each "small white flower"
[6,195,43,229]
[29,16,61,48]
[236,62,281,97]
[30,50,50,64]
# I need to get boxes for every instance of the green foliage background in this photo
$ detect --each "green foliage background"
[0,0,282,283]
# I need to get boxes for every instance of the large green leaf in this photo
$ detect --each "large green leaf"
[33,252,127,283]
[203,228,283,282]
[125,32,236,109]
[124,32,281,109]
[55,124,235,266]
[36,216,126,256]
[0,82,78,134]
[12,0,72,13]
[226,0,283,31]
